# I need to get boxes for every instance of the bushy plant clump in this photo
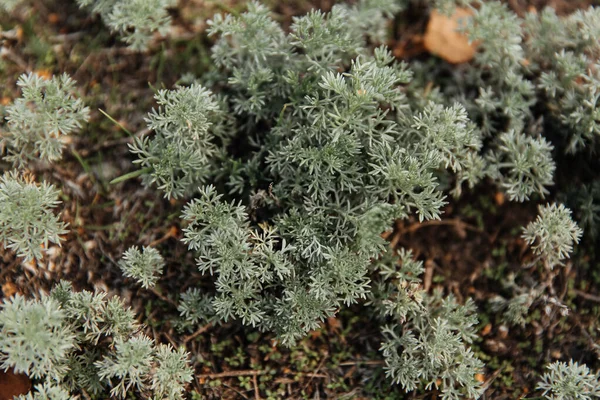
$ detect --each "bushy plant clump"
[374,250,484,399]
[125,2,489,396]
[146,2,478,341]
[488,206,581,327]
[0,281,193,399]
[118,245,165,288]
[76,0,176,50]
[523,203,583,268]
[1,73,89,167]
[116,0,598,395]
[0,170,68,262]
[0,0,597,398]
[129,84,233,199]
[0,0,19,12]
[418,0,600,154]
[411,1,600,217]
[538,360,600,400]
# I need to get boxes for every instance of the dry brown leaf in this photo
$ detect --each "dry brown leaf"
[0,369,31,400]
[423,9,476,64]
[480,323,492,336]
[48,13,60,24]
[1,282,18,298]
[494,191,505,206]
[34,69,52,80]
[326,316,342,334]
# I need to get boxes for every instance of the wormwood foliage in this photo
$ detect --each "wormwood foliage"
[76,0,176,50]
[157,3,477,344]
[1,73,89,167]
[486,203,582,327]
[0,170,68,262]
[523,203,583,268]
[177,288,216,326]
[0,0,19,11]
[100,0,595,397]
[130,84,233,199]
[124,2,486,396]
[562,181,600,239]
[0,282,193,399]
[416,1,600,155]
[538,360,600,400]
[0,0,598,398]
[0,294,75,381]
[16,382,72,400]
[118,245,165,289]
[486,130,555,202]
[372,250,484,399]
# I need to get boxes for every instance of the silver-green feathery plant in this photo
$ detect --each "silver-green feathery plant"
[177,287,216,326]
[123,3,486,395]
[118,245,165,288]
[0,281,193,399]
[372,250,484,400]
[0,0,20,12]
[1,73,89,167]
[15,382,74,400]
[118,1,598,396]
[129,83,233,199]
[538,360,600,400]
[0,170,68,262]
[486,130,555,202]
[76,0,176,51]
[0,294,76,381]
[523,203,583,268]
[488,203,582,326]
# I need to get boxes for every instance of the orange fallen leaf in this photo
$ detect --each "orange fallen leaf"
[166,225,179,238]
[480,323,492,336]
[15,26,23,41]
[35,69,52,80]
[0,97,11,106]
[309,329,322,340]
[423,8,476,64]
[48,13,60,24]
[327,316,342,334]
[475,373,485,383]
[1,282,18,298]
[494,191,505,206]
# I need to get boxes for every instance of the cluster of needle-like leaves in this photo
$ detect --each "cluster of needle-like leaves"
[0,282,193,399]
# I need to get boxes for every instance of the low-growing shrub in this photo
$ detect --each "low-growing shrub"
[0,0,598,398]
[0,281,193,399]
[76,0,176,50]
[538,360,600,400]
[0,170,68,262]
[1,73,89,167]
